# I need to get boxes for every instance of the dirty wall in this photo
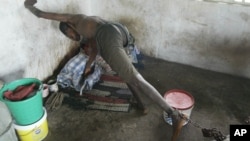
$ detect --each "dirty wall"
[0,0,90,82]
[1,0,250,82]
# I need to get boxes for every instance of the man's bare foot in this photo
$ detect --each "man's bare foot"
[141,108,148,115]
[170,110,186,141]
[132,98,148,115]
[136,106,148,115]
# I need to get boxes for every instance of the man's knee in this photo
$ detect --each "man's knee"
[127,73,142,86]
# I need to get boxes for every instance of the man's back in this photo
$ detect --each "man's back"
[69,14,107,39]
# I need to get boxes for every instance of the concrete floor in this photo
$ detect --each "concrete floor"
[44,55,250,141]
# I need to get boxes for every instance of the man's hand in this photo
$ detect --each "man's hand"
[24,0,37,8]
[24,0,42,17]
[84,67,92,75]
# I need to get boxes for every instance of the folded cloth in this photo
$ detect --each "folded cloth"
[4,83,36,101]
[57,52,102,91]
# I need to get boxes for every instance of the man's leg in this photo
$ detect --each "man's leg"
[128,73,174,114]
[127,83,148,114]
[128,73,184,141]
[96,26,183,140]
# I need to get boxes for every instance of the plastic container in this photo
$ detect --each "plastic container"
[42,84,49,98]
[14,108,49,141]
[47,79,59,93]
[163,89,194,126]
[0,101,18,141]
[0,78,44,125]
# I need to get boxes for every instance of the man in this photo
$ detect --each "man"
[24,1,184,140]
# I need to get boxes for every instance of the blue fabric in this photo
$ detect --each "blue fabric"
[57,52,102,91]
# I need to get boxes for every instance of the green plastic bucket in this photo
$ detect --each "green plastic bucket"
[0,78,43,125]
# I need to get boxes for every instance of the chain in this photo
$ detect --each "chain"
[179,114,203,129]
[179,114,227,141]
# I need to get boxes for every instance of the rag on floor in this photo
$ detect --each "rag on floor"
[57,52,102,91]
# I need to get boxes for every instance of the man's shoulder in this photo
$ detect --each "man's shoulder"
[71,14,87,19]
[68,14,88,24]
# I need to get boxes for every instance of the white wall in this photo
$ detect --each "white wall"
[1,0,250,82]
[0,0,90,82]
[91,0,250,78]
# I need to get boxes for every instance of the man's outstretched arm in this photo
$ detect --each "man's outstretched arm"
[84,38,98,75]
[24,0,73,22]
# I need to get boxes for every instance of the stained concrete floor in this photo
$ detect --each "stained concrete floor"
[44,55,250,141]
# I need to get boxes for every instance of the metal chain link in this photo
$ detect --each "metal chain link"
[179,114,203,129]
[179,114,226,141]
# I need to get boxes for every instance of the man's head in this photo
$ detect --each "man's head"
[59,22,80,41]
